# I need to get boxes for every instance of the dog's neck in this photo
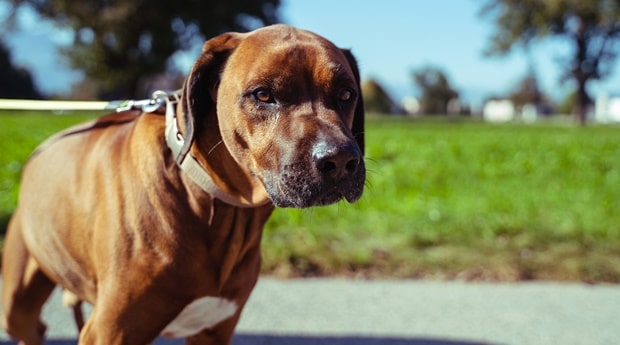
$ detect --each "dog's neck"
[161,91,268,208]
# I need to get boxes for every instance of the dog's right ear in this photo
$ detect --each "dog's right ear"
[179,33,243,147]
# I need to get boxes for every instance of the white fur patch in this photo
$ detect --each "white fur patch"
[161,296,237,338]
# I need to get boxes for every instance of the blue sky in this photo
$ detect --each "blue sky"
[282,0,619,107]
[2,0,620,108]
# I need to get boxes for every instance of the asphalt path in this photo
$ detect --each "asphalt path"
[0,277,618,345]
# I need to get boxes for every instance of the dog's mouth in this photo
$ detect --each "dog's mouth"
[262,160,366,208]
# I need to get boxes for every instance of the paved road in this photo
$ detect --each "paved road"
[0,277,618,345]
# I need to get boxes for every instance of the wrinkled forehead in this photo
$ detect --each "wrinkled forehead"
[223,26,355,86]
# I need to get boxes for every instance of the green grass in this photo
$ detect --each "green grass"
[1,112,620,282]
[262,117,620,282]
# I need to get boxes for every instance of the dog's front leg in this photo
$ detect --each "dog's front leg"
[77,282,187,345]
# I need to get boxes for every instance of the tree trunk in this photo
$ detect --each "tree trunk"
[573,19,589,126]
[575,79,588,126]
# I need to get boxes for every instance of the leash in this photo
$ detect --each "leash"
[0,97,166,112]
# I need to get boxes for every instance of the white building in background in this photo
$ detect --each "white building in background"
[402,96,420,115]
[595,93,620,123]
[482,99,515,122]
[521,103,539,123]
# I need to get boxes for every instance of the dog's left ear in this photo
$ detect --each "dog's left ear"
[177,33,243,156]
[341,49,365,155]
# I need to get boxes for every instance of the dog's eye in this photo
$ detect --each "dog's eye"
[254,89,274,103]
[337,88,354,102]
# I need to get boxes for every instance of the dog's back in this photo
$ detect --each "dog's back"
[8,111,159,301]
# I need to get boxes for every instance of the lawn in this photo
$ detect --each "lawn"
[1,112,619,282]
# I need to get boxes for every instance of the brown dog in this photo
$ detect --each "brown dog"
[1,24,365,345]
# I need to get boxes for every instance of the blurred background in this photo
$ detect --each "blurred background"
[1,0,619,283]
[2,0,620,124]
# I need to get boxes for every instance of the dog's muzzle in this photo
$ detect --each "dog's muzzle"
[263,140,365,208]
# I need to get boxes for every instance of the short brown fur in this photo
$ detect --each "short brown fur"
[1,24,364,345]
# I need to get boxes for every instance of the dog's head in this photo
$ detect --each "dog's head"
[180,24,365,208]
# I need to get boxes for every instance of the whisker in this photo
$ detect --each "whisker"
[207,140,224,156]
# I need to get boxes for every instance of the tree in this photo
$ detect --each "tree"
[362,79,402,115]
[412,66,459,115]
[481,0,620,125]
[0,41,42,99]
[508,69,544,109]
[6,0,280,98]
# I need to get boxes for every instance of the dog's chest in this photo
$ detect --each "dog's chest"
[161,296,237,338]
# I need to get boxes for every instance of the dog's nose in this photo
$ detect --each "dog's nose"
[312,141,362,180]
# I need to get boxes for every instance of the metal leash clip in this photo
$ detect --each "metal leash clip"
[109,90,171,113]
[141,91,169,113]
